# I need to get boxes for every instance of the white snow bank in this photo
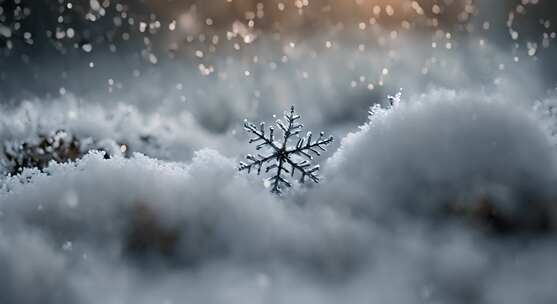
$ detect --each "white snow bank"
[0,149,366,304]
[0,96,237,170]
[319,89,557,220]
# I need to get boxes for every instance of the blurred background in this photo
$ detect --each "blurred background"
[1,0,556,97]
[0,0,556,161]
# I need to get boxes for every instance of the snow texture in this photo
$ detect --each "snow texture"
[1,90,557,304]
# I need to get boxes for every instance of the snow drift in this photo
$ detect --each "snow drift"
[321,90,557,228]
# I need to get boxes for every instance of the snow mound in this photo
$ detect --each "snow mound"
[321,89,557,228]
[0,149,365,304]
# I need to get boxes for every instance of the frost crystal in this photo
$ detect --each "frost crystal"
[368,90,402,118]
[239,106,333,194]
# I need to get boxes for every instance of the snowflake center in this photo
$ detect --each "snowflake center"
[277,148,288,158]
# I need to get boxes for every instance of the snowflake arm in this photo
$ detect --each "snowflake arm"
[284,157,320,183]
[243,120,280,151]
[269,157,291,194]
[278,106,303,148]
[238,153,277,175]
[288,131,334,158]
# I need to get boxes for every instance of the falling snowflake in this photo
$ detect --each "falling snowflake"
[239,106,334,194]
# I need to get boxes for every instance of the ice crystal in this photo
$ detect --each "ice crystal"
[367,89,402,118]
[239,106,333,194]
[368,91,402,118]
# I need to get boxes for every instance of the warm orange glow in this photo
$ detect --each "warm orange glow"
[145,0,470,34]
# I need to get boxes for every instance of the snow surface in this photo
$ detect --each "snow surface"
[1,89,557,304]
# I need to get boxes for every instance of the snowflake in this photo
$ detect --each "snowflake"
[239,106,334,194]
